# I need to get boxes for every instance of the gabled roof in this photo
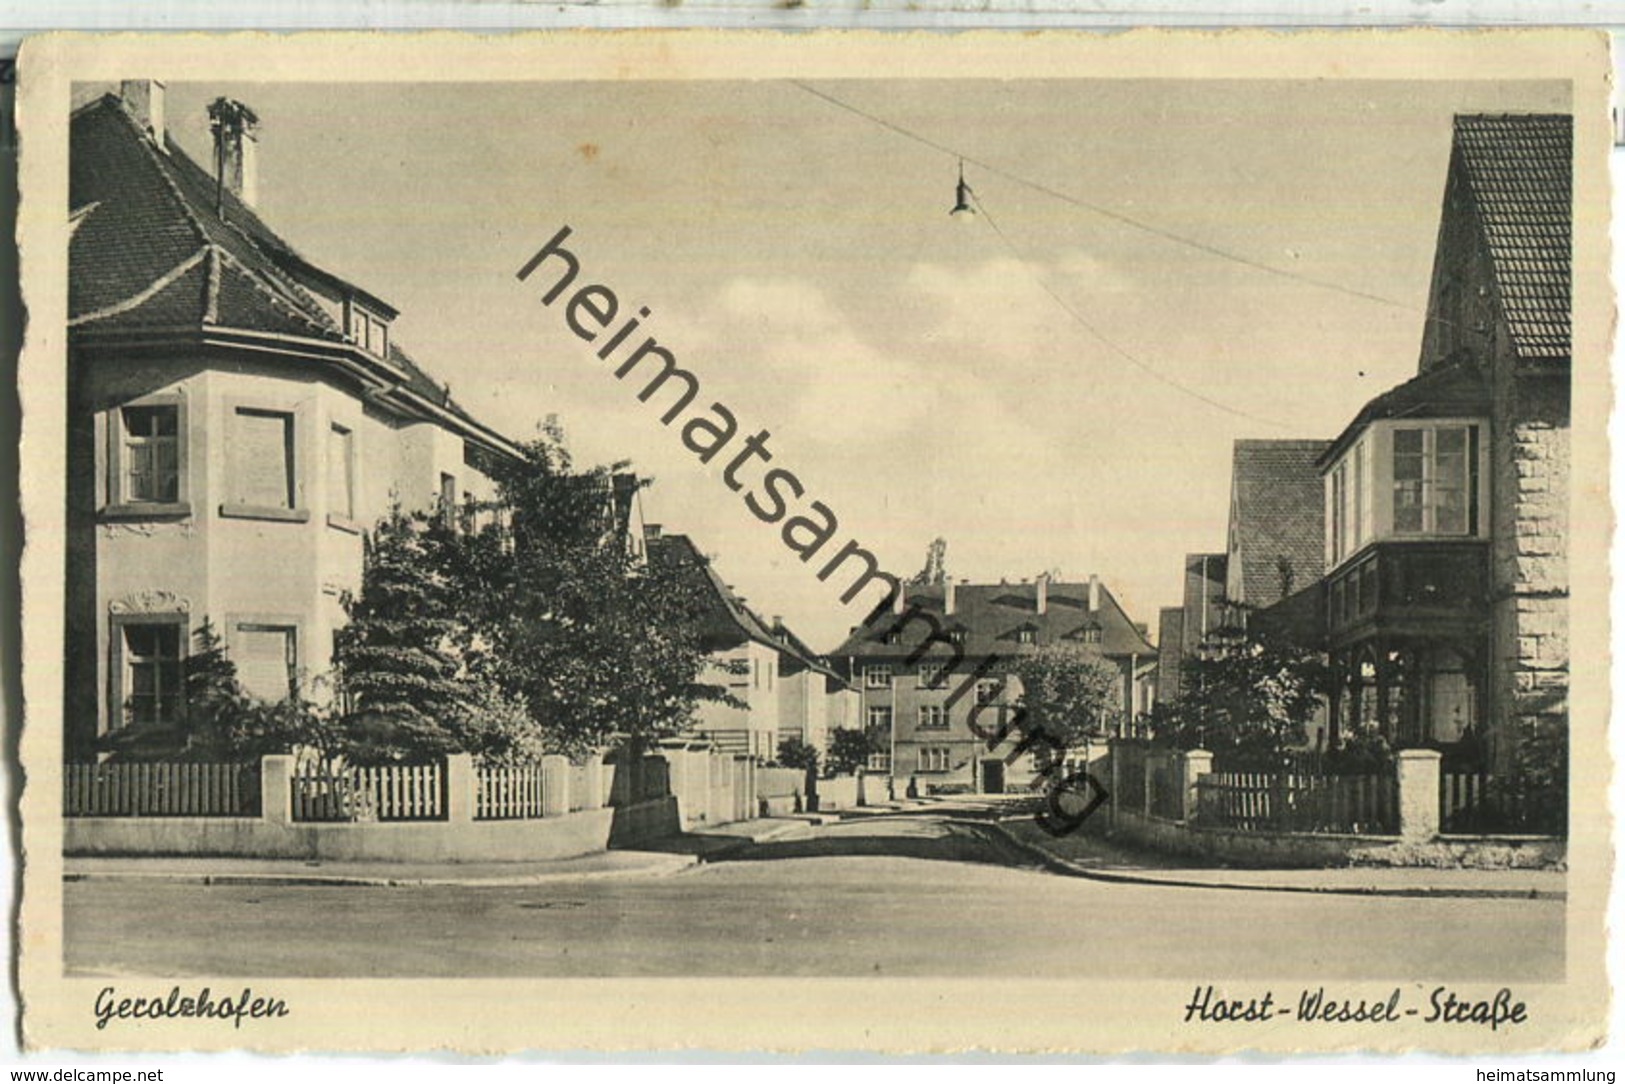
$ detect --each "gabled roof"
[1451,114,1571,364]
[834,579,1156,661]
[648,533,781,653]
[769,618,846,685]
[1228,440,1330,610]
[69,93,516,456]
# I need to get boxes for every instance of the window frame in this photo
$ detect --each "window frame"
[101,393,191,519]
[220,400,310,523]
[918,746,952,773]
[917,704,948,730]
[326,420,361,533]
[228,615,302,703]
[864,664,893,689]
[107,613,188,732]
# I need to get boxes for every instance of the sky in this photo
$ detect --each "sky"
[79,76,1570,649]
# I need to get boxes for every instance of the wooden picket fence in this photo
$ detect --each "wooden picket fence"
[475,764,547,821]
[1195,771,1397,834]
[1439,771,1562,835]
[64,761,259,817]
[291,762,444,823]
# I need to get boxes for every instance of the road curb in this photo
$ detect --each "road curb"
[63,853,701,888]
[970,818,1566,901]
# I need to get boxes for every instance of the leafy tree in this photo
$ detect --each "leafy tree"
[332,433,728,769]
[827,726,880,775]
[1151,631,1328,767]
[1006,644,1124,755]
[775,736,820,773]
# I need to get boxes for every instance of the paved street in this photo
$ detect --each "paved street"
[65,815,1563,980]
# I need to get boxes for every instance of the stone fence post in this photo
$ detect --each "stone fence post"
[541,754,571,817]
[1178,749,1214,823]
[1397,748,1442,843]
[444,753,475,824]
[1108,743,1120,828]
[582,752,605,810]
[261,755,295,826]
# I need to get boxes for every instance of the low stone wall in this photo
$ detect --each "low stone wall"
[64,807,616,863]
[1104,809,1564,870]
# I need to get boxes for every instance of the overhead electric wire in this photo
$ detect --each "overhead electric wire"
[969,189,1290,429]
[790,79,1428,318]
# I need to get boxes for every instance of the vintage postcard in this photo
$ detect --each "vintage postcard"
[13,29,1613,1054]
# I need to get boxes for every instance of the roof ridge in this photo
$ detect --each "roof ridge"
[117,102,212,256]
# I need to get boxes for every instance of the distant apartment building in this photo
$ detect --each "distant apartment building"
[66,83,522,760]
[835,576,1156,794]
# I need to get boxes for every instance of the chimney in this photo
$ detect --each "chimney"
[120,80,166,145]
[1035,573,1049,615]
[208,97,260,209]
[944,578,957,616]
[893,581,907,615]
[1089,574,1101,613]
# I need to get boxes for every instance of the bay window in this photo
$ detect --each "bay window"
[1325,419,1484,570]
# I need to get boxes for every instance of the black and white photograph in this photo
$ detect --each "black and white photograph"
[14,30,1613,1054]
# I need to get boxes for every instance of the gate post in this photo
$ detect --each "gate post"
[444,754,475,824]
[1179,749,1213,824]
[541,755,571,818]
[1397,749,1442,842]
[261,755,295,826]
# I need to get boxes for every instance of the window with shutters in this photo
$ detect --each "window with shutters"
[110,619,185,728]
[222,405,307,522]
[234,621,298,703]
[103,395,189,518]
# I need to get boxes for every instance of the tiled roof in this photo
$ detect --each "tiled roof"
[69,94,502,443]
[1228,440,1330,610]
[649,534,782,654]
[833,579,1156,662]
[769,618,846,684]
[1452,114,1571,364]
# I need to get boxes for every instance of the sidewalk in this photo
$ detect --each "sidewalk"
[64,848,699,888]
[63,816,819,885]
[990,817,1567,900]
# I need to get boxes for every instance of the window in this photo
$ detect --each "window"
[1073,626,1102,645]
[235,623,297,703]
[439,471,458,526]
[948,629,967,646]
[883,629,904,645]
[864,664,893,688]
[1393,425,1474,535]
[225,406,304,519]
[976,679,1004,705]
[918,746,952,772]
[349,304,390,358]
[327,423,356,525]
[917,664,946,689]
[116,622,183,727]
[917,705,947,729]
[1326,433,1377,567]
[1017,628,1036,645]
[867,706,893,731]
[122,405,179,503]
[106,398,188,516]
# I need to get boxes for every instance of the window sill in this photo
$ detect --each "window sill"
[219,504,311,524]
[326,513,363,535]
[100,501,192,521]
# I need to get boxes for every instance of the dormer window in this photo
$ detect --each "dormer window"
[1325,419,1485,570]
[347,301,390,358]
[1016,627,1036,645]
